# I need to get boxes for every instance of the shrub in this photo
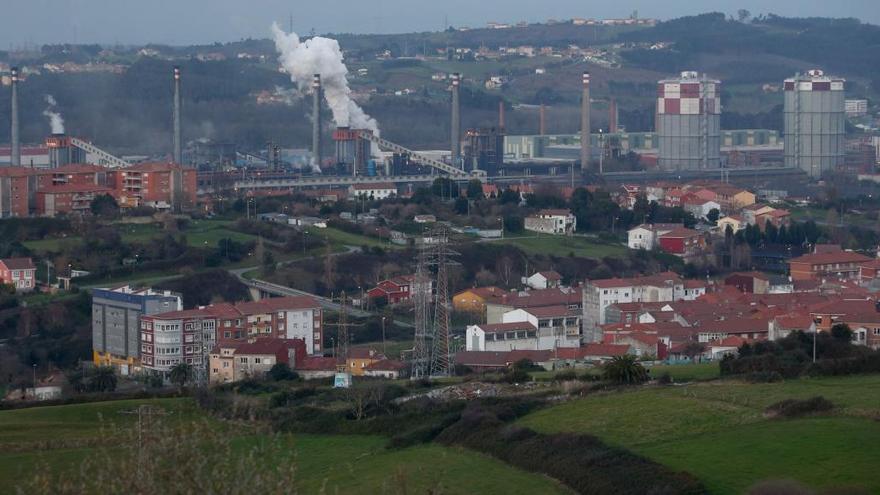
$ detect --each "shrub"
[267,363,299,381]
[744,371,784,383]
[602,355,649,385]
[765,396,834,419]
[657,372,673,385]
[553,370,578,382]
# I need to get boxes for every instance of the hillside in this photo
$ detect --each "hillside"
[518,374,880,494]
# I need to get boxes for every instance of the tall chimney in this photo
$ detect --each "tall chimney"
[10,67,20,167]
[539,104,546,135]
[609,99,618,133]
[498,101,505,130]
[451,73,461,168]
[312,74,322,169]
[172,66,181,164]
[580,72,591,171]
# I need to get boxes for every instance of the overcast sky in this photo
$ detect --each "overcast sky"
[2,0,878,46]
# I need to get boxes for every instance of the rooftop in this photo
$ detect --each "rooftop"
[0,257,35,270]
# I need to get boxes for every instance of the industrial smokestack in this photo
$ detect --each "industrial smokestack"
[312,74,323,169]
[539,104,546,135]
[580,72,591,171]
[10,67,20,167]
[451,73,461,168]
[172,66,181,164]
[609,99,618,134]
[498,101,505,130]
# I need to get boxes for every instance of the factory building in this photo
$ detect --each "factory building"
[463,128,504,175]
[333,127,372,176]
[46,134,87,168]
[656,71,721,171]
[783,69,846,179]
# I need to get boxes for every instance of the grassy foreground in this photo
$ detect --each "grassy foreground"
[0,398,568,495]
[518,374,880,494]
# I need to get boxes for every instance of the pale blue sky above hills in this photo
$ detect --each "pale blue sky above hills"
[1,0,878,46]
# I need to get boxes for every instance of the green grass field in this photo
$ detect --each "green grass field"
[646,362,720,382]
[309,226,394,249]
[518,374,880,494]
[0,398,568,495]
[490,234,628,260]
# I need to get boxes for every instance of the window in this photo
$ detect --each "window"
[874,329,880,336]
[239,357,248,363]
[254,358,262,364]
[222,362,229,368]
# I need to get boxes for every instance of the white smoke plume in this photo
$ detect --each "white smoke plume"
[43,94,65,134]
[271,23,379,135]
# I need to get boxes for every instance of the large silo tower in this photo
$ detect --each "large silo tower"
[783,69,845,179]
[656,71,721,171]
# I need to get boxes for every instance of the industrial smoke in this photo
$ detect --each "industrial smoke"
[271,23,379,135]
[43,95,65,134]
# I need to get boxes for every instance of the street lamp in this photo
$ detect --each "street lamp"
[381,316,387,356]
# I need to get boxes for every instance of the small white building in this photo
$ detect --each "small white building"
[524,271,563,290]
[683,199,721,220]
[524,209,576,235]
[349,183,397,200]
[503,306,581,349]
[626,224,679,250]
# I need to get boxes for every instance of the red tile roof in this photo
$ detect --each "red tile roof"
[364,359,406,371]
[295,356,338,371]
[790,251,873,265]
[555,344,630,359]
[537,209,571,216]
[523,305,577,318]
[537,270,562,281]
[236,296,321,314]
[0,257,35,270]
[234,338,301,356]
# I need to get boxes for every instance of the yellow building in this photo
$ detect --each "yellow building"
[716,215,745,233]
[452,286,505,314]
[347,348,385,376]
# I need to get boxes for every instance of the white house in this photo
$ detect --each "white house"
[683,199,721,220]
[501,306,581,349]
[349,183,397,200]
[466,321,539,351]
[524,209,576,235]
[626,224,679,250]
[525,270,563,290]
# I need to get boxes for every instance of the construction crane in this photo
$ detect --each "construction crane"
[356,130,485,178]
[69,137,131,169]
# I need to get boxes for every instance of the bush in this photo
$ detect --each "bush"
[765,396,834,418]
[267,363,299,382]
[553,370,578,382]
[744,371,784,383]
[657,372,673,385]
[602,355,649,385]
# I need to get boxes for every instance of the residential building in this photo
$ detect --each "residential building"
[741,204,775,225]
[845,99,868,117]
[768,314,816,340]
[501,305,581,349]
[111,162,197,210]
[0,257,36,292]
[235,296,324,354]
[525,271,562,290]
[348,183,396,200]
[657,227,706,258]
[35,184,114,216]
[466,321,539,351]
[209,338,306,383]
[725,272,770,294]
[683,198,721,220]
[716,215,745,233]
[91,285,183,373]
[367,275,431,305]
[363,359,408,379]
[347,348,386,376]
[0,167,35,217]
[524,209,576,235]
[140,307,227,376]
[712,185,756,212]
[485,287,583,324]
[788,251,873,281]
[452,286,507,314]
[295,356,339,380]
[627,223,681,250]
[582,272,703,342]
[755,208,791,231]
[861,258,880,282]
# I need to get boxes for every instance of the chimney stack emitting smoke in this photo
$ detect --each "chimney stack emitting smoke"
[580,72,591,171]
[10,67,20,166]
[312,74,323,168]
[173,66,181,164]
[451,73,461,168]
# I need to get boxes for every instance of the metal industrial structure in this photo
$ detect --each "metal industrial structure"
[580,72,591,171]
[656,71,721,171]
[46,135,86,168]
[10,67,20,167]
[172,66,182,164]
[783,69,846,179]
[450,73,461,168]
[463,128,504,175]
[333,127,372,175]
[411,225,457,379]
[312,74,323,169]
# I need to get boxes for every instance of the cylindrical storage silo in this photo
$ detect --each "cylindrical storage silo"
[657,71,721,171]
[783,69,845,179]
